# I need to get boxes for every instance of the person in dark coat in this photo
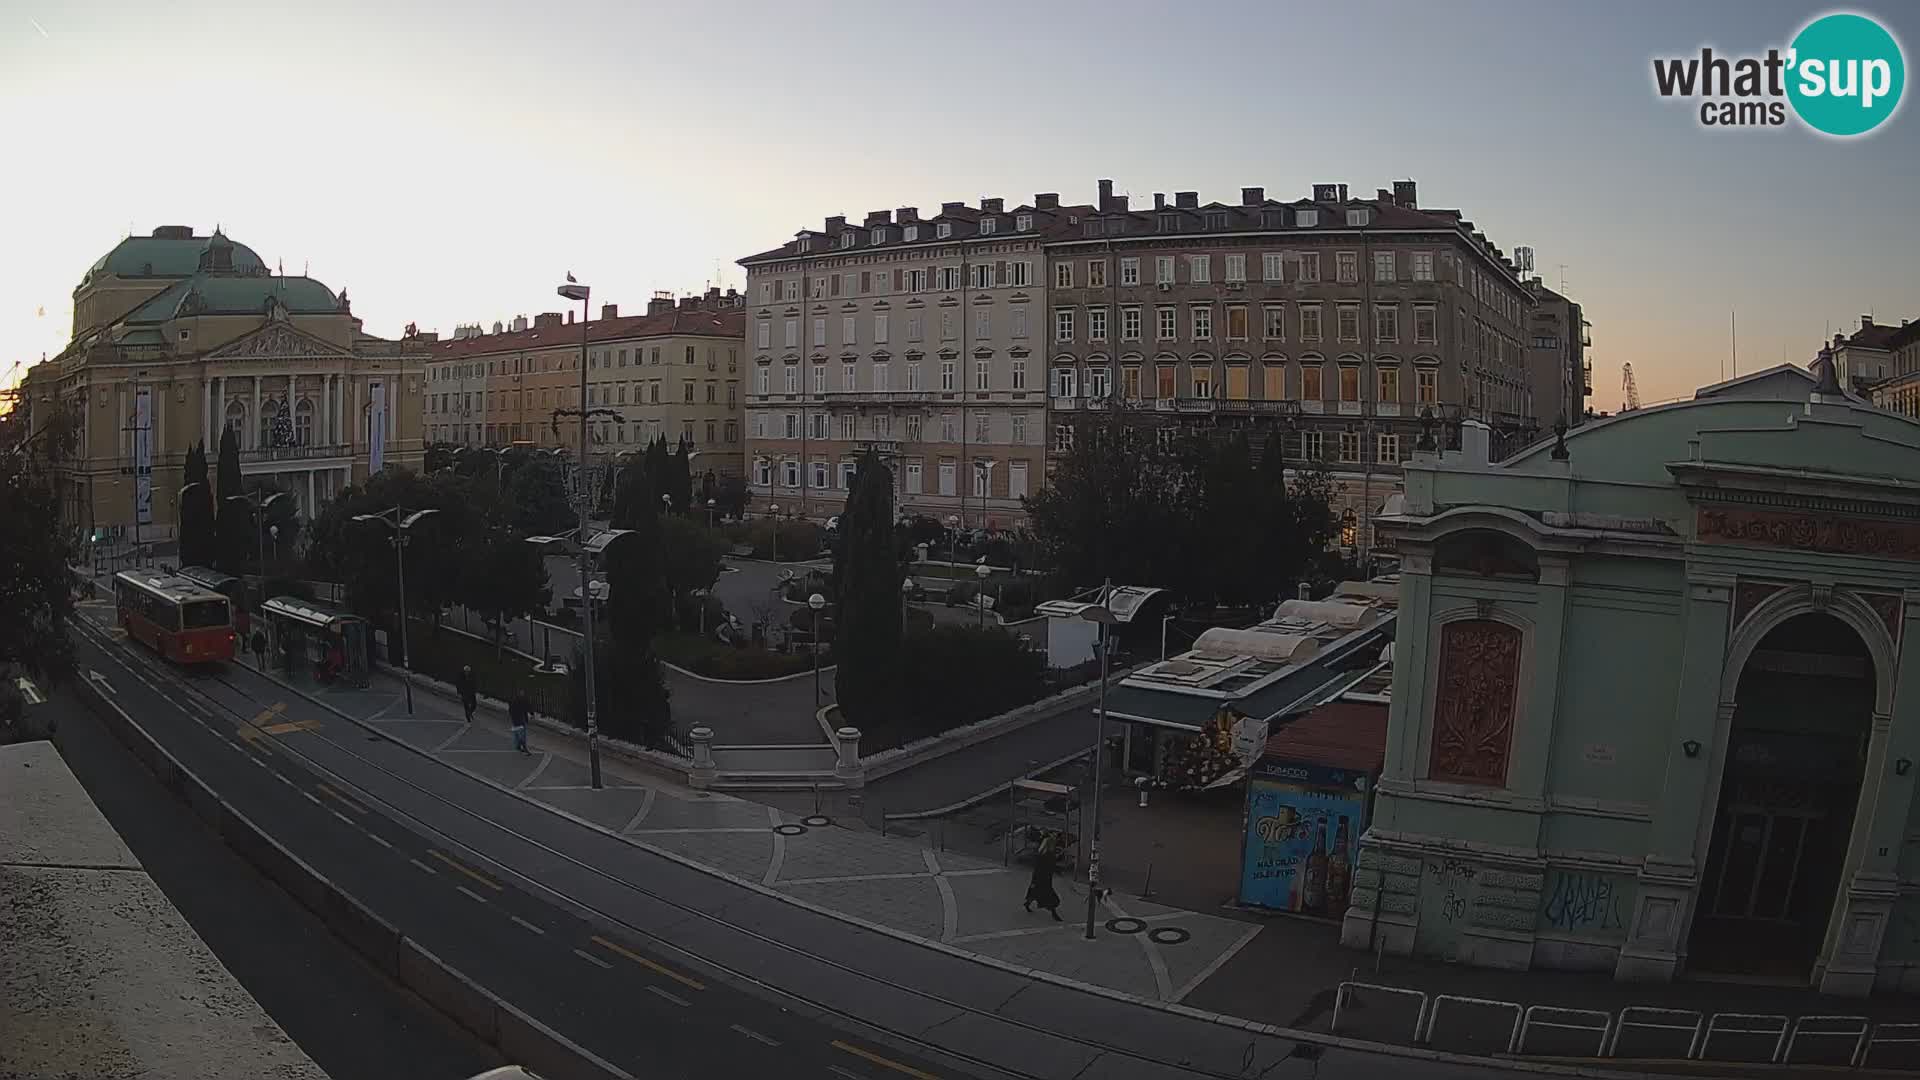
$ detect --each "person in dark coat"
[509,691,531,754]
[456,665,477,723]
[1024,834,1062,921]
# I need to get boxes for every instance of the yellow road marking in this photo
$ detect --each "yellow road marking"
[239,704,288,743]
[427,849,502,891]
[316,784,369,815]
[590,934,707,992]
[263,717,322,736]
[830,1040,941,1079]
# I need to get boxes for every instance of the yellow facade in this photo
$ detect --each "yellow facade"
[18,226,426,544]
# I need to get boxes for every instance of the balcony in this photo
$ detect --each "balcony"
[1337,401,1363,416]
[1301,400,1325,415]
[240,442,351,464]
[1376,402,1402,418]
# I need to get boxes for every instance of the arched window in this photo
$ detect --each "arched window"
[1340,508,1358,548]
[294,398,315,446]
[258,398,282,447]
[224,399,246,441]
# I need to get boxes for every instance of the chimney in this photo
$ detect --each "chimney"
[1459,419,1492,466]
[897,207,918,223]
[1393,180,1418,208]
[492,320,504,334]
[1377,188,1392,202]
[648,290,674,316]
[1174,191,1198,209]
[534,312,562,331]
[863,210,891,227]
[600,303,618,321]
[1034,193,1059,210]
[1097,178,1113,210]
[981,197,1004,214]
[1153,193,1166,211]
[512,315,529,332]
[1337,183,1348,201]
[566,310,575,325]
[825,214,846,232]
[1312,183,1339,201]
[1861,314,1874,330]
[706,286,721,302]
[941,201,964,215]
[152,225,194,240]
[1241,186,1264,206]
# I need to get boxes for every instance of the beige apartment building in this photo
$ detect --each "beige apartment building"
[422,289,746,476]
[1046,179,1555,553]
[737,196,1086,527]
[18,226,426,541]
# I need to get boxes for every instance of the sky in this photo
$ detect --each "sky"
[4,0,1918,410]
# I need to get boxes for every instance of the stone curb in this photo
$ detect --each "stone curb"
[253,659,1666,1080]
[71,667,635,1080]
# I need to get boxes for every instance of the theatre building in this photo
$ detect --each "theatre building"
[1345,360,1920,995]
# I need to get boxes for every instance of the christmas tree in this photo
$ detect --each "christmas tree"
[1158,706,1243,791]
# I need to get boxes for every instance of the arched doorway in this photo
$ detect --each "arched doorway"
[1691,613,1874,979]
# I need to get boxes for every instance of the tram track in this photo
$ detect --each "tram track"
[72,613,1334,1080]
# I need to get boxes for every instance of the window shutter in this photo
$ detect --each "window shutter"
[830,275,840,297]
[860,271,871,292]
[995,260,1006,284]
[893,268,904,291]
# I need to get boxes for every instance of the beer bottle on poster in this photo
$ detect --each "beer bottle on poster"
[1303,823,1329,913]
[1328,816,1351,910]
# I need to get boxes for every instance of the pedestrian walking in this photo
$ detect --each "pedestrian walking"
[1024,833,1063,921]
[509,691,530,754]
[456,665,477,723]
[249,630,267,669]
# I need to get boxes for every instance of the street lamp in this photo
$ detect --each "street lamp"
[808,592,826,710]
[901,575,914,624]
[227,489,290,594]
[768,503,781,563]
[526,526,632,789]
[661,492,672,516]
[706,497,717,529]
[974,561,992,628]
[351,507,441,715]
[1077,580,1118,941]
[946,514,960,574]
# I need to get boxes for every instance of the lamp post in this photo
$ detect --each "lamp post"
[706,497,716,530]
[661,492,672,516]
[558,274,604,789]
[768,503,780,563]
[526,528,630,790]
[1077,579,1117,940]
[808,592,826,710]
[901,575,914,625]
[974,561,991,628]
[945,513,960,575]
[351,507,440,715]
[226,490,289,580]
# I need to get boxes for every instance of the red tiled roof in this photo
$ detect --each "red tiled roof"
[424,308,743,360]
[1261,701,1388,774]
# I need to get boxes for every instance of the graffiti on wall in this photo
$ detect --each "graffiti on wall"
[1539,868,1633,938]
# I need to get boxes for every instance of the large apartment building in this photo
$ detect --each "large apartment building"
[1045,179,1553,550]
[422,289,746,475]
[1525,282,1590,427]
[737,196,1087,527]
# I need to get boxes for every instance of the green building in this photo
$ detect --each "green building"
[1345,360,1920,996]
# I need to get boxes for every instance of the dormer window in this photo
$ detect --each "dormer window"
[904,224,919,242]
[979,217,997,235]
[840,232,856,249]
[1297,209,1320,228]
[1347,208,1371,227]
[1158,213,1178,232]
[1204,211,1228,229]
[1261,210,1283,228]
[797,236,812,253]
[936,222,952,239]
[870,228,886,245]
[1015,213,1033,232]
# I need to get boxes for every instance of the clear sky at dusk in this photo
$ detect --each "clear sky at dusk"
[4,0,1917,409]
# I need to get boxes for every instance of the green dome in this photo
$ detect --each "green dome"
[80,227,266,288]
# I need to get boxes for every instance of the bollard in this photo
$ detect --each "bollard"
[833,725,864,788]
[688,726,717,789]
[1136,775,1150,808]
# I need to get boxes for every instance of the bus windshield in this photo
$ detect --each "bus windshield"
[181,599,231,629]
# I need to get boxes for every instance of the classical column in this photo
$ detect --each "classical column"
[1615,574,1731,983]
[204,378,214,446]
[306,470,316,515]
[321,374,332,446]
[252,375,262,450]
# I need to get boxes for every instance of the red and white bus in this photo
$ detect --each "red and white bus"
[113,571,237,664]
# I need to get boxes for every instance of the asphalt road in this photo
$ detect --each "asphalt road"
[47,691,501,1080]
[67,605,1553,1080]
[67,618,964,1080]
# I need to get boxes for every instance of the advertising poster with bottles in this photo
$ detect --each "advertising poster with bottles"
[1239,760,1369,916]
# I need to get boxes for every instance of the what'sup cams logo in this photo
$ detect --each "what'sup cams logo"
[1653,12,1905,136]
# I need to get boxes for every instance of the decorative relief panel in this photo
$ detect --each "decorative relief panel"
[1428,620,1523,786]
[1731,580,1786,628]
[1860,591,1903,645]
[1698,506,1920,562]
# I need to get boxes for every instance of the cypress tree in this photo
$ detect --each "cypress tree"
[832,451,901,725]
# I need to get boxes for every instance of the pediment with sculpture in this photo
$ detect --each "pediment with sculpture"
[207,322,355,362]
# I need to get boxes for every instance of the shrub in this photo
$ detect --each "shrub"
[745,518,823,561]
[654,632,830,680]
